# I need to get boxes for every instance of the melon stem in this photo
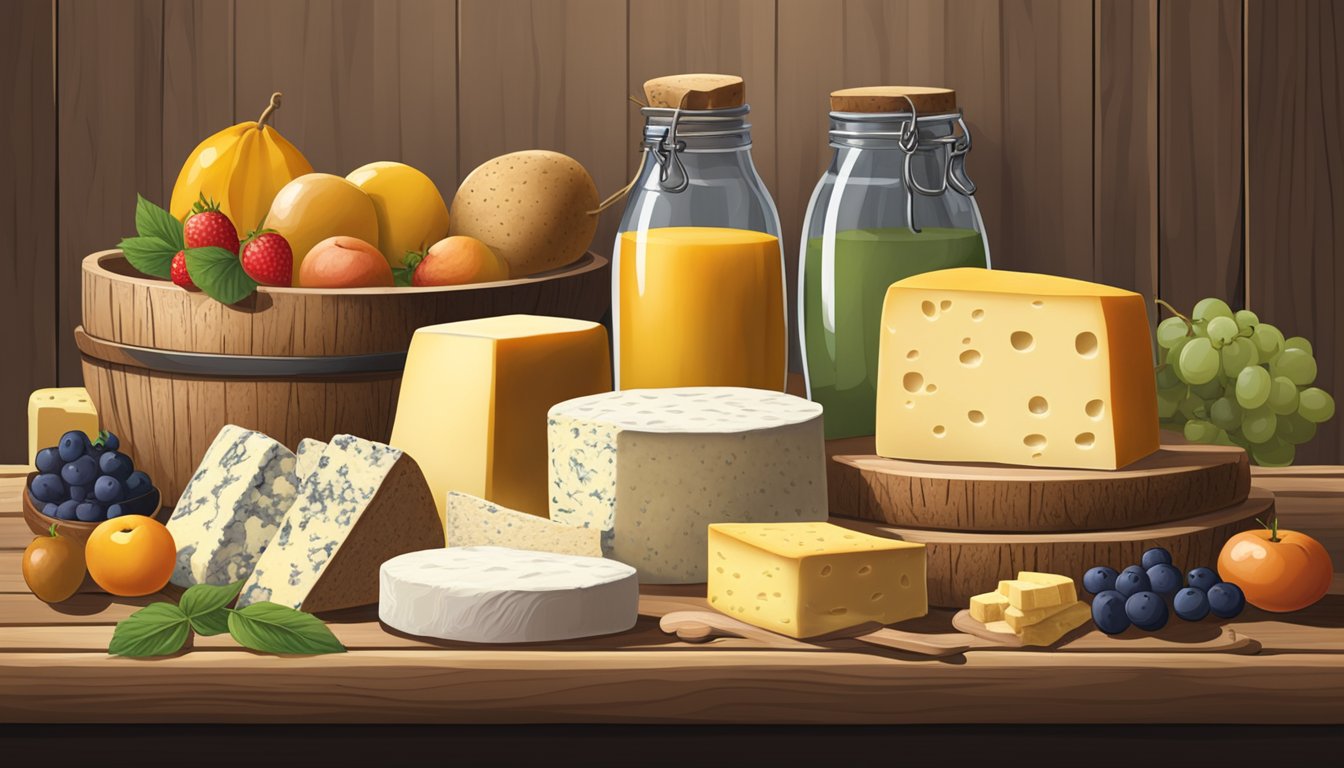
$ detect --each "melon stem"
[256,92,283,128]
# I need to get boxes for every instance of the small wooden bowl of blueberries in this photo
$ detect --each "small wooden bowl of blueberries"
[23,429,164,543]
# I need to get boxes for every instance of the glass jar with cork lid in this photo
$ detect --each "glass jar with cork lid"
[612,74,787,392]
[799,86,991,439]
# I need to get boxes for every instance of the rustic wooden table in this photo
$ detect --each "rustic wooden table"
[1,466,1341,725]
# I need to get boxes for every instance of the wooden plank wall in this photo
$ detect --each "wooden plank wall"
[0,0,1342,464]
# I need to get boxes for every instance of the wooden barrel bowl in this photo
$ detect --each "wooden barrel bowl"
[79,249,610,502]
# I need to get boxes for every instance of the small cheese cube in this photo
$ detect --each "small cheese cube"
[1005,600,1080,633]
[875,267,1159,469]
[708,522,926,639]
[969,591,1010,623]
[1013,600,1091,646]
[997,572,1076,611]
[390,315,612,523]
[27,388,99,464]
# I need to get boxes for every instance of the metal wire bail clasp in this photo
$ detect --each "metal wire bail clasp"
[898,99,977,232]
[653,106,690,193]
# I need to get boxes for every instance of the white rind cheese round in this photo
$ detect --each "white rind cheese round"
[547,387,829,583]
[378,546,639,643]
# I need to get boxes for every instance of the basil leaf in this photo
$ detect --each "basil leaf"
[118,235,177,279]
[134,194,184,251]
[108,602,191,658]
[185,245,258,304]
[180,581,243,636]
[227,602,346,655]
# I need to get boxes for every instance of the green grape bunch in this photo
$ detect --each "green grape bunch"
[1154,297,1335,467]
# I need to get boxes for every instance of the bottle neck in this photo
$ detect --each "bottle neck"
[641,105,754,153]
[828,110,963,151]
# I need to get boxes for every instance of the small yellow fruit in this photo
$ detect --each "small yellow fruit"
[347,161,450,269]
[266,173,380,285]
[412,236,510,286]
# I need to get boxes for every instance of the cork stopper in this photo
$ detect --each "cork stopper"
[830,86,957,114]
[644,74,746,110]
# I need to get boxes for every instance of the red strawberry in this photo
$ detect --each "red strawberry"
[184,195,239,254]
[240,229,293,286]
[170,250,198,290]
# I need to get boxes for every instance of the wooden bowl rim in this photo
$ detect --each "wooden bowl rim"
[22,471,165,538]
[82,249,607,296]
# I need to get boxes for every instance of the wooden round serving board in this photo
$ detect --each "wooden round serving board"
[827,437,1250,532]
[833,487,1273,608]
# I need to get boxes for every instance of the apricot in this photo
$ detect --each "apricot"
[300,236,395,288]
[86,515,176,597]
[412,236,510,287]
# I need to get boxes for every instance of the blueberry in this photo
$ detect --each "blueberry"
[1174,587,1211,621]
[57,431,89,463]
[98,451,134,481]
[41,502,59,518]
[75,501,105,523]
[1091,590,1131,635]
[1207,582,1246,619]
[68,484,90,503]
[61,455,98,486]
[1121,564,1146,577]
[1083,566,1119,595]
[99,431,120,452]
[55,499,80,520]
[1125,591,1170,631]
[106,503,126,518]
[35,447,62,474]
[1147,563,1183,596]
[29,473,67,504]
[124,470,152,497]
[1115,569,1152,597]
[1187,567,1219,592]
[1141,547,1173,570]
[94,475,125,504]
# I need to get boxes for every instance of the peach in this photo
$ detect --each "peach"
[412,236,510,287]
[300,236,395,288]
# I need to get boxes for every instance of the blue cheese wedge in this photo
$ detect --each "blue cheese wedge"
[294,437,326,482]
[237,434,443,613]
[379,546,638,643]
[166,425,299,588]
[547,387,829,583]
[445,491,602,557]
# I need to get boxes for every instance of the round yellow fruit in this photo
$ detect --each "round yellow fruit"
[449,150,598,277]
[265,173,380,285]
[346,161,450,268]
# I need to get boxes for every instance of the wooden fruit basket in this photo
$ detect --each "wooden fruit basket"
[78,249,610,502]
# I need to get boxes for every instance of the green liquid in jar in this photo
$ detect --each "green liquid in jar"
[802,227,987,439]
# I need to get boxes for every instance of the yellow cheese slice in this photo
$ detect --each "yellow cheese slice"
[1013,600,1091,646]
[875,267,1159,469]
[996,572,1076,612]
[969,590,1010,623]
[708,522,926,639]
[28,388,99,465]
[1005,600,1080,633]
[389,315,611,524]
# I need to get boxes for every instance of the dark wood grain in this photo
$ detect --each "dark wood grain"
[0,0,57,464]
[161,0,236,202]
[1158,0,1244,316]
[1246,0,1344,466]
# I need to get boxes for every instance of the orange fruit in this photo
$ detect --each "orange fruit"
[23,526,87,603]
[412,236,510,286]
[85,515,177,597]
[1218,520,1333,613]
[299,236,394,288]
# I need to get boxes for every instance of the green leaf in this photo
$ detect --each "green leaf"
[392,266,414,287]
[108,602,191,658]
[227,602,346,655]
[180,581,243,636]
[118,235,178,279]
[134,194,184,251]
[184,245,258,304]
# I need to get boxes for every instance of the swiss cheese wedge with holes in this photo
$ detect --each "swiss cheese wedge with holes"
[875,268,1158,469]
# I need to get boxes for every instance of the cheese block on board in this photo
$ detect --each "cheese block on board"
[295,437,326,481]
[875,268,1159,469]
[445,491,602,557]
[379,546,639,643]
[390,315,612,522]
[997,572,1077,611]
[707,522,927,639]
[548,387,829,583]
[167,425,299,588]
[27,388,99,465]
[969,591,1009,623]
[237,434,443,612]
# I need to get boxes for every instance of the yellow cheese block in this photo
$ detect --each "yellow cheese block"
[997,572,1077,611]
[875,267,1159,469]
[1004,600,1080,633]
[27,388,99,465]
[969,590,1009,623]
[389,315,611,523]
[708,522,927,639]
[1010,600,1091,646]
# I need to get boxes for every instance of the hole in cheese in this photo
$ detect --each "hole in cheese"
[830,607,849,615]
[921,301,937,318]
[903,372,925,392]
[857,565,872,575]
[1024,434,1047,450]
[1011,331,1035,351]
[900,574,911,588]
[757,592,768,601]
[1032,300,1045,308]
[1028,396,1049,415]
[959,349,982,367]
[871,592,884,601]
[1076,332,1099,358]
[1076,432,1096,448]
[925,384,938,393]
[961,337,972,344]
[907,349,919,360]
[971,308,985,320]
[940,300,952,311]
[1086,399,1106,418]
[932,425,946,437]
[820,565,832,576]
[968,410,986,424]
[905,400,915,409]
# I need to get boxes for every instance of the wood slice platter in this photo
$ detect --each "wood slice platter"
[827,437,1250,532]
[833,487,1274,608]
[950,610,1261,654]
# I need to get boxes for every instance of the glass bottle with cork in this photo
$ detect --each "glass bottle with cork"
[799,86,990,439]
[612,74,787,392]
